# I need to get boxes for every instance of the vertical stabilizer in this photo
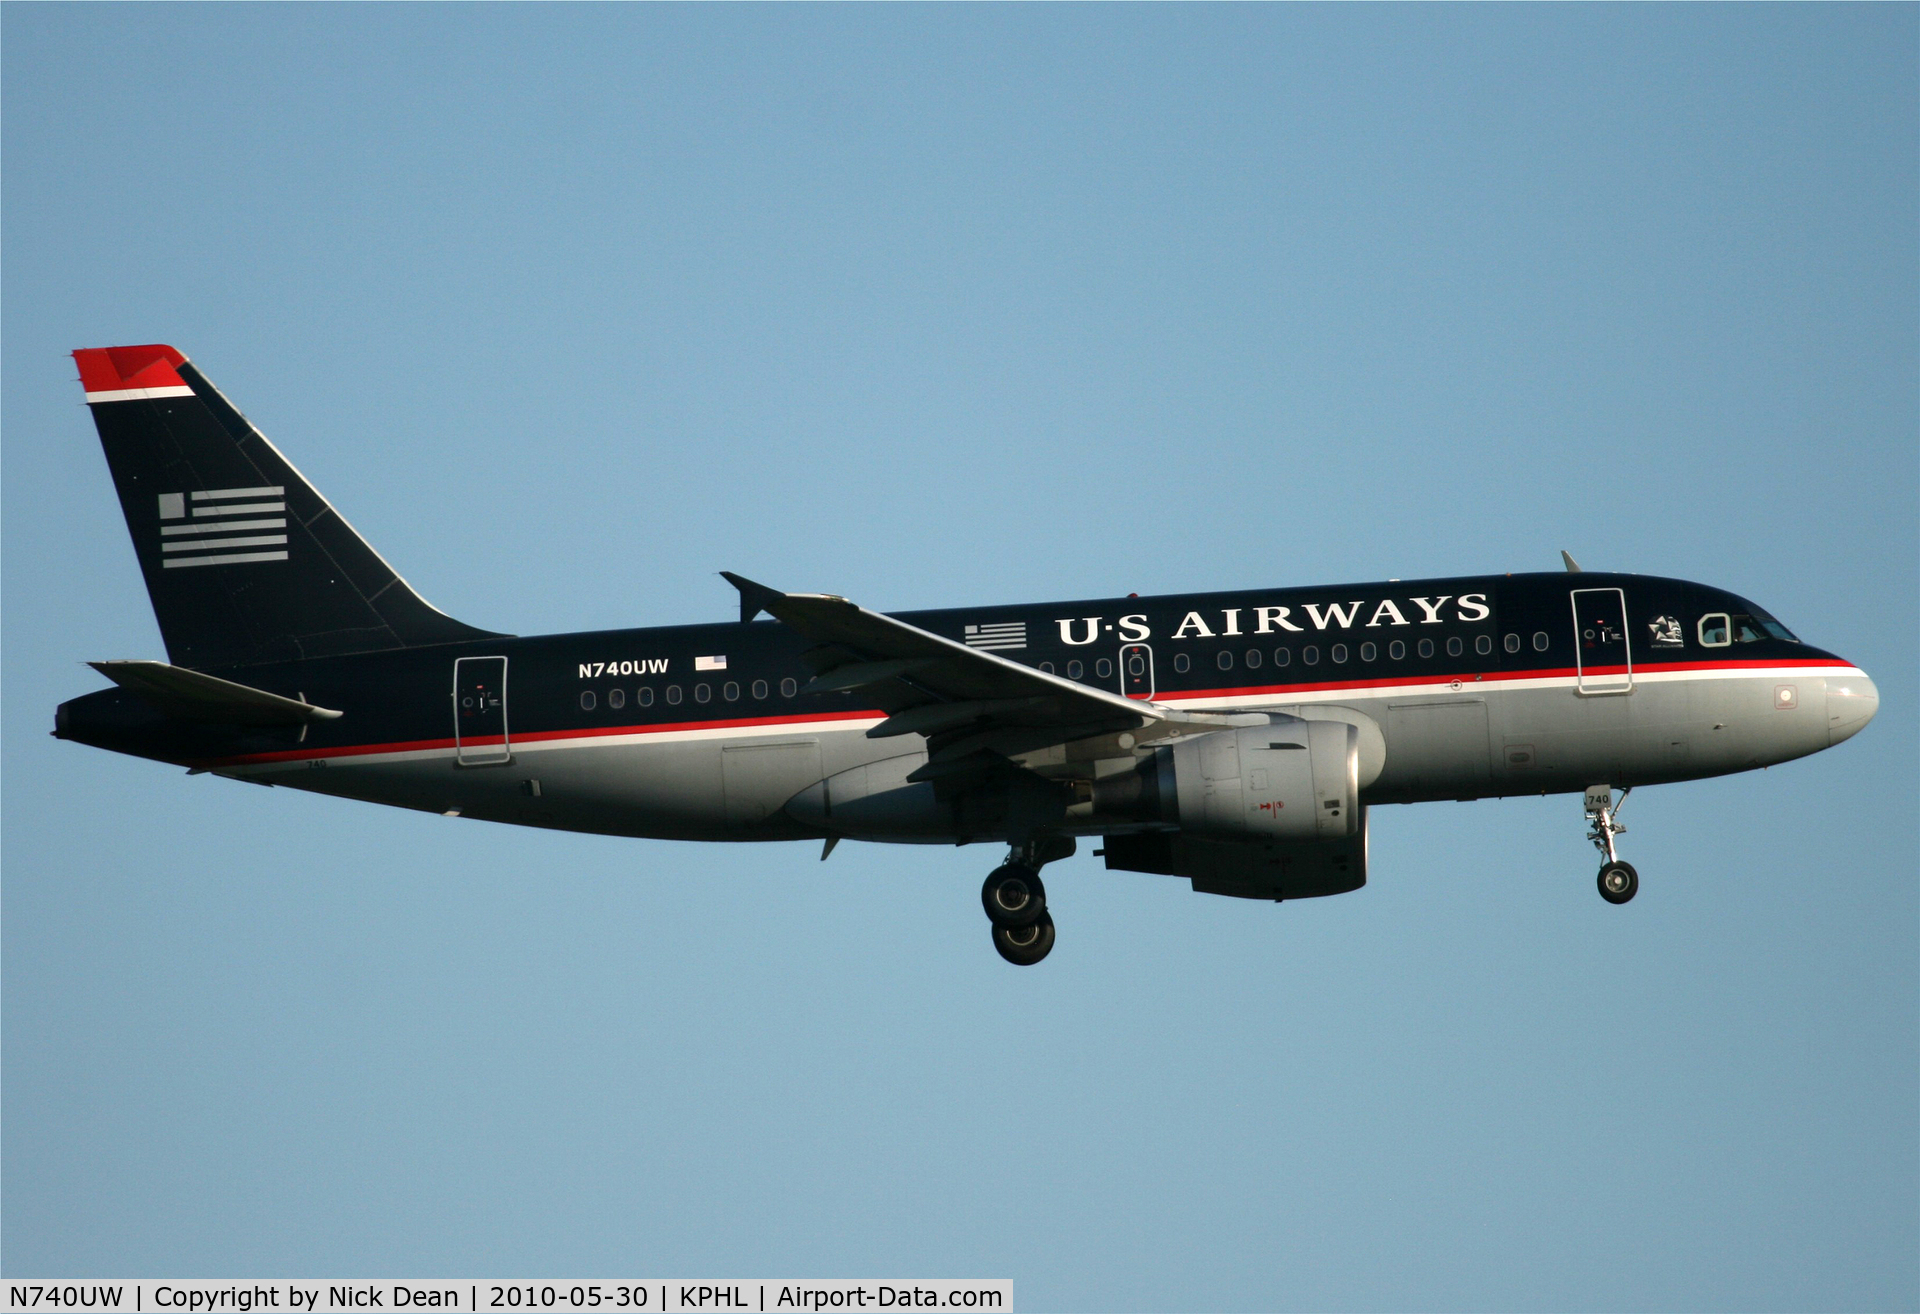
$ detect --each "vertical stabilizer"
[75,344,505,669]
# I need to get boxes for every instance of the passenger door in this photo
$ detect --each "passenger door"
[453,656,511,765]
[1571,588,1633,694]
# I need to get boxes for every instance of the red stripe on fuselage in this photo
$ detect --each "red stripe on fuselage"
[1152,655,1852,702]
[197,706,887,768]
[193,657,1853,770]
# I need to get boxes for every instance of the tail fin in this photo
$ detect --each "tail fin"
[74,344,505,670]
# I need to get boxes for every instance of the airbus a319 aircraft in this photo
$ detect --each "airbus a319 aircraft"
[56,344,1879,964]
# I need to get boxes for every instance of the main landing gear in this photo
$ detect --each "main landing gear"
[1585,784,1638,905]
[983,836,1072,965]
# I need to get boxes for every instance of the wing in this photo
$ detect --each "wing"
[721,573,1254,783]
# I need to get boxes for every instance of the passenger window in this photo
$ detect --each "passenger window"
[1475,635,1492,656]
[1418,638,1435,658]
[1447,636,1463,657]
[694,684,711,704]
[1067,660,1084,680]
[751,680,767,700]
[1389,640,1405,660]
[1533,631,1549,652]
[1096,658,1113,679]
[723,682,740,701]
[1173,653,1190,673]
[780,677,798,697]
[1039,662,1055,675]
[1360,641,1377,662]
[608,687,626,710]
[639,687,654,707]
[666,685,683,705]
[1331,643,1349,664]
[1217,651,1234,670]
[580,690,597,711]
[1245,649,1262,669]
[1273,648,1290,667]
[1698,614,1731,647]
[1504,633,1520,654]
[1302,645,1320,665]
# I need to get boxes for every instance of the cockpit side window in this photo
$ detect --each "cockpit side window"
[1728,611,1799,643]
[1734,600,1800,642]
[1698,614,1730,647]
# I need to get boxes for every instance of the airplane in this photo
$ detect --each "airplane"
[54,343,1880,965]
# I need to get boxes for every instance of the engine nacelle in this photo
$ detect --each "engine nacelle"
[1094,717,1360,841]
[1101,810,1369,901]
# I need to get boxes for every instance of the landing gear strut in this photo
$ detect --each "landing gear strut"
[1585,784,1638,905]
[984,836,1072,965]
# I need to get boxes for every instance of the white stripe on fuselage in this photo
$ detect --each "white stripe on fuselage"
[219,662,1860,781]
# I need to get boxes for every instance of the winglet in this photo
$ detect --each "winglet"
[1560,550,1582,573]
[720,571,786,623]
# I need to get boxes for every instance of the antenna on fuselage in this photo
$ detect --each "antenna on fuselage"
[1561,550,1583,573]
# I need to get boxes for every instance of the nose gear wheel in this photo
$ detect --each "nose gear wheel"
[1598,861,1639,904]
[1585,785,1638,905]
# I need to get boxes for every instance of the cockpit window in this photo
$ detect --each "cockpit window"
[1734,600,1800,642]
[1698,614,1730,647]
[1731,614,1799,643]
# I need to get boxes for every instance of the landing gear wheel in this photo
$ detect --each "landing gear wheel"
[1598,861,1639,905]
[981,865,1046,929]
[992,912,1056,966]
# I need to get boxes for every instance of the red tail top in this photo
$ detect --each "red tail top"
[74,344,190,402]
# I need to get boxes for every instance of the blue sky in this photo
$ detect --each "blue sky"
[4,6,1914,1309]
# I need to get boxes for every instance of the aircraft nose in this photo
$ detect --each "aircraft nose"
[1827,672,1879,746]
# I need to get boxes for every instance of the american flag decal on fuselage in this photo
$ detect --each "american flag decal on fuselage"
[964,621,1027,651]
[158,486,289,569]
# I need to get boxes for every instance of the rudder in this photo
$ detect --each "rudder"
[75,344,504,670]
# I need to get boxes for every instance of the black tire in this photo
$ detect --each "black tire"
[993,912,1056,966]
[1598,861,1639,905]
[981,864,1046,928]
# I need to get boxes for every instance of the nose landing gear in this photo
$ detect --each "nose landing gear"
[1585,784,1637,904]
[983,836,1072,965]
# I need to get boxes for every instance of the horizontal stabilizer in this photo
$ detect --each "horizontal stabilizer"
[88,660,343,726]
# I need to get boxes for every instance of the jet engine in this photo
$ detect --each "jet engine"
[1092,716,1360,841]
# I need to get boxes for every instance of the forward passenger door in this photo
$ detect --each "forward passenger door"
[1571,588,1633,695]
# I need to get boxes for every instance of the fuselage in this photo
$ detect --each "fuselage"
[58,570,1878,845]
